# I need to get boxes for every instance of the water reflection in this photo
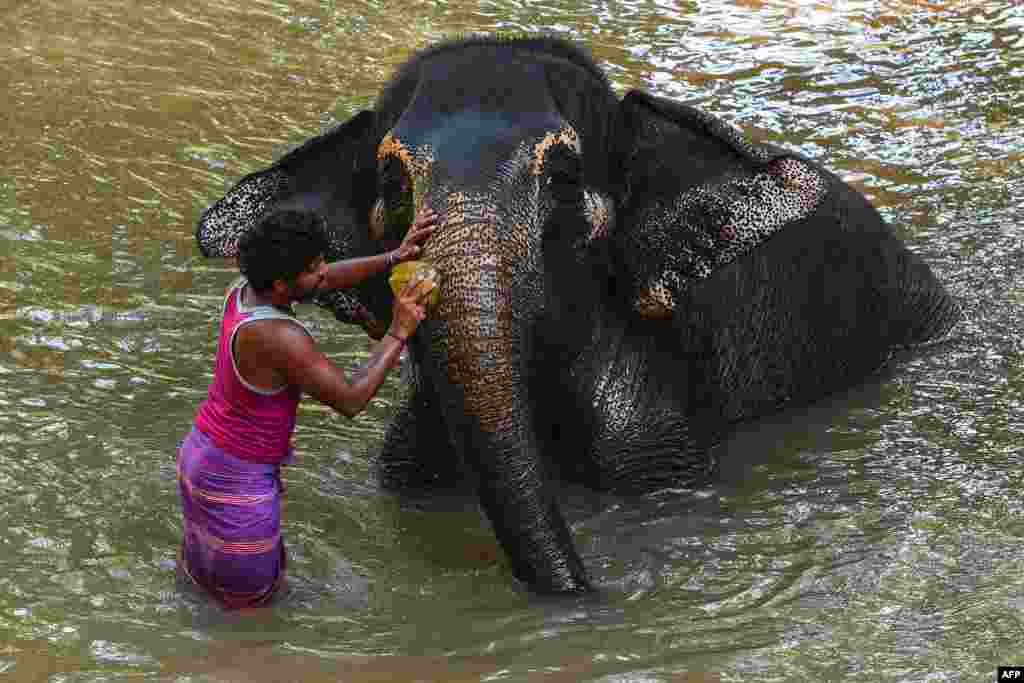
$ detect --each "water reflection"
[1,0,1022,680]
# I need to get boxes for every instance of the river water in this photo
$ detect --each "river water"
[1,1,1021,681]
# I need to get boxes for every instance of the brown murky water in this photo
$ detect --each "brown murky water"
[1,1,1022,681]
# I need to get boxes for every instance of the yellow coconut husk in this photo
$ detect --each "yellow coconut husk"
[388,260,441,309]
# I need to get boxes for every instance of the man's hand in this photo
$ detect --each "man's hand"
[389,277,436,340]
[392,207,437,264]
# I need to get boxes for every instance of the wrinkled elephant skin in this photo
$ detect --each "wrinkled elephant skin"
[195,36,961,594]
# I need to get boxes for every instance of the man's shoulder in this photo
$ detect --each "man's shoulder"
[238,316,315,350]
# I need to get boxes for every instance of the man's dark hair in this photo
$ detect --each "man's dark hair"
[238,209,328,292]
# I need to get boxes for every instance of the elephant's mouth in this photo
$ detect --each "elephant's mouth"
[363,317,389,340]
[351,300,388,339]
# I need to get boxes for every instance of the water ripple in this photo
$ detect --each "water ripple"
[1,0,1022,680]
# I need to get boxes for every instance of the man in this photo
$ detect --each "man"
[177,206,437,609]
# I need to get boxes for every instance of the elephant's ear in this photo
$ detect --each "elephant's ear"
[194,110,378,258]
[194,110,393,337]
[612,91,829,319]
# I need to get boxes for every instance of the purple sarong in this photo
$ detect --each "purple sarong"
[177,426,287,609]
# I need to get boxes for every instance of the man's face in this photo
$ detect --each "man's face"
[287,255,327,304]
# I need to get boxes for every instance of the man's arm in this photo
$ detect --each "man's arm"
[323,252,393,290]
[255,321,406,419]
[243,274,434,419]
[323,207,437,290]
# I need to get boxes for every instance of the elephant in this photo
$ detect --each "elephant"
[194,35,961,594]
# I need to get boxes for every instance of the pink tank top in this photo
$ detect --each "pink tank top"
[194,278,312,463]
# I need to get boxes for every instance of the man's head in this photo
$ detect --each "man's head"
[238,208,329,302]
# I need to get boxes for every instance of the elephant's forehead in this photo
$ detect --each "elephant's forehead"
[394,109,536,148]
[383,109,576,182]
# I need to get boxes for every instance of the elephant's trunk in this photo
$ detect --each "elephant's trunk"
[422,219,591,593]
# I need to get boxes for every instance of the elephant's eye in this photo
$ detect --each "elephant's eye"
[376,156,413,235]
[545,147,582,204]
[378,156,409,199]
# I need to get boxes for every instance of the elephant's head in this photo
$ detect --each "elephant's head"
[195,36,861,592]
